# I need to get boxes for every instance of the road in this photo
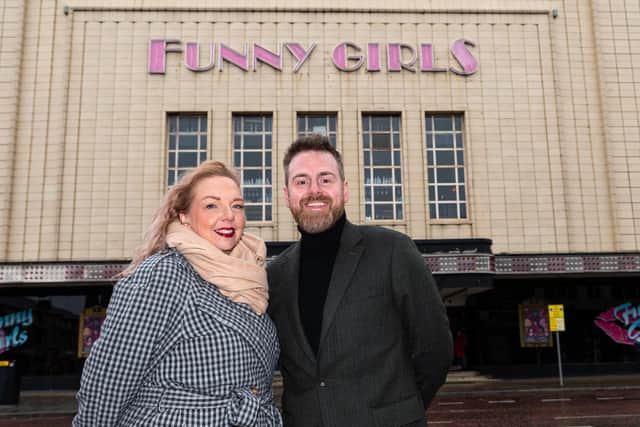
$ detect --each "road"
[428,389,640,426]
[1,389,639,426]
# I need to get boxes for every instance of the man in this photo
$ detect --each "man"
[267,135,452,427]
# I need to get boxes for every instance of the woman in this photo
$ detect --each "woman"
[73,161,282,426]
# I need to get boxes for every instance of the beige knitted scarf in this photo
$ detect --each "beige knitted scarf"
[166,221,268,315]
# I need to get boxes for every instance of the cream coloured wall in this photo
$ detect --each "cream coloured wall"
[2,1,639,261]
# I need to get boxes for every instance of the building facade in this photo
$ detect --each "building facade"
[1,0,640,389]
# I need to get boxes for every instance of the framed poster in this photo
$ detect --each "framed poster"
[519,304,552,348]
[77,306,106,358]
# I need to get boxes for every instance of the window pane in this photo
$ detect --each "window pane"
[200,152,207,162]
[179,135,197,150]
[427,150,434,166]
[364,150,370,166]
[454,116,462,131]
[391,116,400,131]
[243,170,263,185]
[297,116,305,132]
[329,115,336,131]
[434,116,452,131]
[168,116,177,132]
[372,150,391,165]
[179,116,199,132]
[436,151,455,165]
[362,116,369,131]
[393,151,400,165]
[372,116,390,131]
[244,152,262,167]
[245,206,263,221]
[372,134,391,150]
[265,134,272,149]
[456,133,464,148]
[168,152,175,168]
[435,134,453,148]
[429,203,436,218]
[199,116,208,131]
[177,152,198,168]
[373,169,392,184]
[438,185,457,201]
[374,186,393,202]
[265,117,272,132]
[394,169,402,184]
[456,151,464,165]
[330,135,337,146]
[425,117,432,131]
[169,135,176,149]
[459,185,466,201]
[200,136,207,150]
[265,152,272,167]
[426,133,432,148]
[438,203,457,218]
[428,168,435,182]
[234,117,241,132]
[374,204,394,220]
[234,135,241,149]
[458,168,465,183]
[395,205,403,220]
[244,117,262,132]
[234,152,241,166]
[167,170,174,186]
[265,188,272,203]
[392,133,400,149]
[428,185,435,201]
[309,116,325,129]
[244,188,263,203]
[365,187,371,202]
[460,203,467,218]
[365,204,372,220]
[265,205,272,221]
[244,134,263,149]
[436,168,456,182]
[395,187,403,202]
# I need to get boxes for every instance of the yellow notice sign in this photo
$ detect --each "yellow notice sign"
[548,304,566,332]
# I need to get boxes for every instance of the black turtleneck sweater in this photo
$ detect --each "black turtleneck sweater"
[298,214,346,355]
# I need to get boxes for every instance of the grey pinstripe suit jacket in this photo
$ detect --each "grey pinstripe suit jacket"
[267,221,452,427]
[74,249,282,426]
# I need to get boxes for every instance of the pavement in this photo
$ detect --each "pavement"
[1,370,639,418]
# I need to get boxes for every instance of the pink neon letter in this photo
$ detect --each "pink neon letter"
[367,43,381,71]
[148,39,182,74]
[450,39,479,76]
[420,43,446,72]
[253,44,283,71]
[332,42,363,72]
[387,43,417,72]
[185,42,215,72]
[285,43,317,72]
[219,44,249,71]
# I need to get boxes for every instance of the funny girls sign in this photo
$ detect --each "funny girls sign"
[0,308,33,354]
[595,302,640,346]
[148,39,478,76]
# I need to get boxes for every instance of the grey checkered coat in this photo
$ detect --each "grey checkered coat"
[73,249,282,426]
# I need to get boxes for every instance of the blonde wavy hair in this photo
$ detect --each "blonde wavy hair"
[119,160,241,277]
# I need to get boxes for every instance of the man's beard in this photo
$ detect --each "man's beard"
[290,194,345,234]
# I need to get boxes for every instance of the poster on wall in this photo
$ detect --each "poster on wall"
[0,308,33,354]
[519,304,552,348]
[77,306,106,358]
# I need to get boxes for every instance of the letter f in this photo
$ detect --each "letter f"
[148,39,182,74]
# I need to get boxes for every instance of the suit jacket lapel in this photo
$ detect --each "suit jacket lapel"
[319,222,364,347]
[281,243,317,364]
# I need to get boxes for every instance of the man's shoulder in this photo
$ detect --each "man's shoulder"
[266,242,299,271]
[350,222,412,245]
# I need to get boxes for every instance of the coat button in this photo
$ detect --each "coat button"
[319,381,326,387]
[251,386,259,395]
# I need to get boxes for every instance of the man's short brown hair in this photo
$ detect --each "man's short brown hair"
[283,135,345,184]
